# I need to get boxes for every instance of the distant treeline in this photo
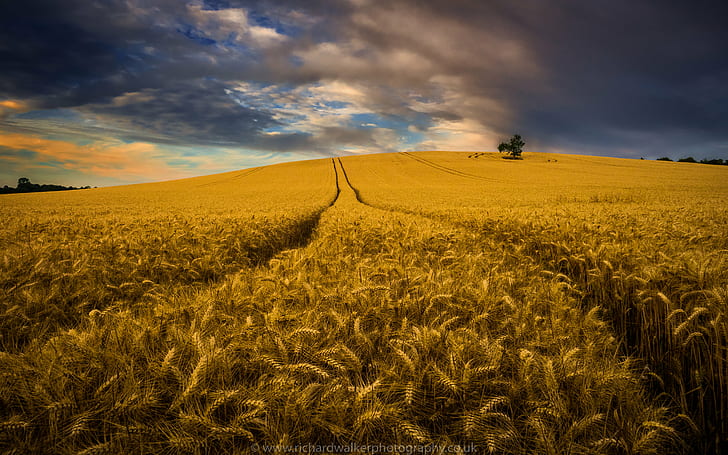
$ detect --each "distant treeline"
[0,177,91,194]
[657,157,728,165]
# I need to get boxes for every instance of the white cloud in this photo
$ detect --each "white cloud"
[186,3,287,48]
[415,118,500,152]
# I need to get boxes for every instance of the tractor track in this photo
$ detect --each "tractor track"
[195,166,265,187]
[251,158,341,266]
[336,157,362,202]
[400,152,497,182]
[336,157,466,233]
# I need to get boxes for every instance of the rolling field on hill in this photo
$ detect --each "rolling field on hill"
[1,152,727,454]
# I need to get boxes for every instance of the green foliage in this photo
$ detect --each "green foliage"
[497,134,525,159]
[657,157,673,161]
[699,158,726,165]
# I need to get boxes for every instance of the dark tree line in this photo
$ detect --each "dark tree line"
[657,157,728,165]
[0,177,91,194]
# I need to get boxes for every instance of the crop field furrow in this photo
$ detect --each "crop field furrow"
[1,152,726,454]
[194,166,265,188]
[400,152,497,181]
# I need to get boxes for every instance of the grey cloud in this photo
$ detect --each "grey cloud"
[249,126,382,154]
[429,111,463,122]
[78,80,388,154]
[80,81,280,147]
[289,0,728,157]
[0,0,263,108]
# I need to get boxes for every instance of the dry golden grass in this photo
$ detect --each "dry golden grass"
[1,152,726,454]
[343,151,728,453]
[0,159,336,350]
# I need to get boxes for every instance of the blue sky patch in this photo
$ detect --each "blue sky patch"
[177,26,217,46]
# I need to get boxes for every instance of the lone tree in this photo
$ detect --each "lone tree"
[16,178,32,191]
[498,134,525,159]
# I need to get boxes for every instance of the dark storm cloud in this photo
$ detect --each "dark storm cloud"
[1,0,727,159]
[0,0,263,108]
[328,0,728,157]
[0,0,124,103]
[252,127,383,154]
[81,81,280,147]
[77,78,391,152]
[487,0,728,154]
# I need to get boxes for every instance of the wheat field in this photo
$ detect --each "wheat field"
[1,152,726,454]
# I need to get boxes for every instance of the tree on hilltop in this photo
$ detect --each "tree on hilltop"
[498,134,525,159]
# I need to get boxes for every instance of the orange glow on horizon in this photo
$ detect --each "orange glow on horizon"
[0,132,196,182]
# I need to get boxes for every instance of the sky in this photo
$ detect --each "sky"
[1,0,727,187]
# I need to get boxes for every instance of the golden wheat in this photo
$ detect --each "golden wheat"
[0,152,726,453]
